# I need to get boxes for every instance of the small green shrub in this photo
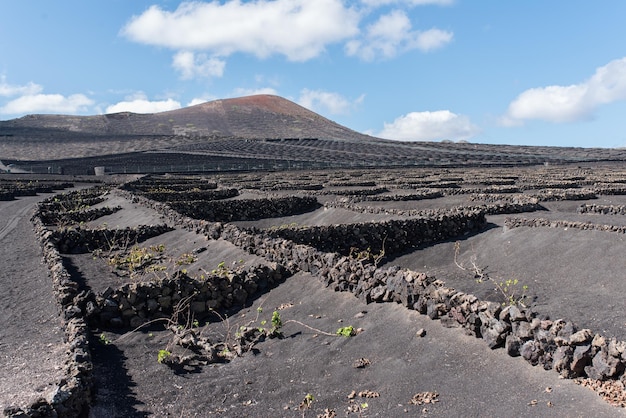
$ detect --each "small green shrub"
[99,333,111,345]
[157,349,171,364]
[336,326,355,337]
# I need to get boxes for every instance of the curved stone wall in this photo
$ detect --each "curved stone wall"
[18,182,626,416]
[505,217,626,234]
[168,196,320,222]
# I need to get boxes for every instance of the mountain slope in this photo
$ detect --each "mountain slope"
[2,94,626,174]
[0,95,378,142]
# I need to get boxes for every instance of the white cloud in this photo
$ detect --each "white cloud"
[377,110,480,141]
[172,51,225,79]
[502,57,626,125]
[0,76,43,97]
[345,10,452,60]
[0,76,94,116]
[232,87,279,97]
[187,96,217,107]
[361,0,453,6]
[298,89,364,115]
[0,93,94,115]
[106,94,181,114]
[122,0,360,62]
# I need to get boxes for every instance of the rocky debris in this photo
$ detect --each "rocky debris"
[409,392,439,405]
[575,378,626,407]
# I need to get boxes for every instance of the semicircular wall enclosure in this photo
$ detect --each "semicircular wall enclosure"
[9,163,626,415]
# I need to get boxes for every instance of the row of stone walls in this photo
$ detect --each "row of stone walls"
[591,186,626,195]
[439,186,521,195]
[168,196,320,222]
[505,217,626,234]
[18,207,94,416]
[216,222,626,383]
[87,264,288,329]
[0,181,75,201]
[356,191,443,201]
[259,212,486,256]
[39,206,122,226]
[106,186,626,386]
[37,186,110,213]
[534,189,597,201]
[309,187,389,196]
[123,181,218,192]
[51,224,174,254]
[578,204,626,216]
[139,188,239,203]
[323,199,544,218]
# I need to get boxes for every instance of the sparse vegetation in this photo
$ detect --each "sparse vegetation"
[336,326,356,337]
[349,235,387,267]
[157,349,171,364]
[454,241,529,307]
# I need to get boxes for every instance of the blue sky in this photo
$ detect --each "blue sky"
[2,1,626,148]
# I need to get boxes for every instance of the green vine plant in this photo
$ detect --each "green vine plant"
[349,235,387,268]
[110,288,361,374]
[298,393,315,416]
[210,261,229,277]
[155,301,360,372]
[104,244,167,278]
[454,241,529,307]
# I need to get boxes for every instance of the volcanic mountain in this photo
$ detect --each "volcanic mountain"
[0,95,377,147]
[2,94,626,174]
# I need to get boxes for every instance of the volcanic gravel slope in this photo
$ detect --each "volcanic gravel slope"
[0,194,67,411]
[4,163,626,416]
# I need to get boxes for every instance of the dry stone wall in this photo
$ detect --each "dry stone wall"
[323,200,544,218]
[139,188,239,203]
[51,224,174,254]
[505,217,626,234]
[12,212,95,417]
[20,181,626,417]
[259,212,486,256]
[578,204,626,216]
[168,196,320,222]
[216,223,626,383]
[39,206,122,226]
[86,264,288,329]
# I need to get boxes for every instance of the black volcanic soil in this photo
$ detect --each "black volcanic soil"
[3,164,626,416]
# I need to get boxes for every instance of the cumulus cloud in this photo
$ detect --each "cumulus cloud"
[172,51,226,79]
[345,10,452,60]
[298,89,364,115]
[1,93,94,115]
[232,87,279,97]
[187,96,217,107]
[0,76,43,97]
[377,110,480,141]
[502,57,626,125]
[122,0,360,62]
[0,76,95,116]
[106,93,181,114]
